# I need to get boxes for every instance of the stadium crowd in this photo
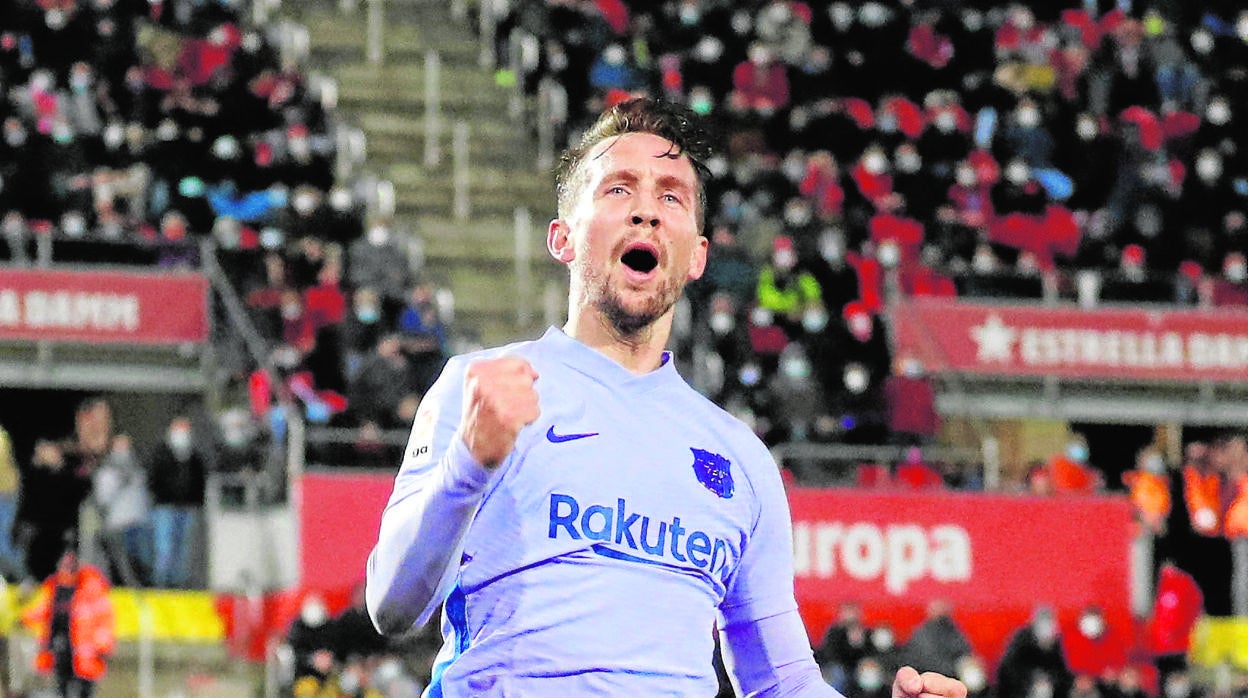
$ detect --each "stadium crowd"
[2,0,1248,694]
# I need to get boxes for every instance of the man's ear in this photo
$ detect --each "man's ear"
[548,219,576,264]
[687,234,709,281]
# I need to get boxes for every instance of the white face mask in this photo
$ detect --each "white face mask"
[773,249,797,270]
[709,311,734,335]
[1016,107,1040,128]
[367,225,390,246]
[1078,614,1105,639]
[935,112,958,133]
[802,308,828,333]
[1143,454,1165,474]
[863,153,888,175]
[857,667,884,691]
[1207,101,1231,125]
[1076,119,1098,141]
[1227,263,1247,283]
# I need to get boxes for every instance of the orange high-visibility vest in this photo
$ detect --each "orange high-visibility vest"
[1123,470,1170,531]
[1183,465,1222,536]
[1224,476,1248,538]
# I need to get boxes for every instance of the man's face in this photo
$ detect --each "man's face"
[551,132,707,335]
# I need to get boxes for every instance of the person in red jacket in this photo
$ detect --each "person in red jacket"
[1145,562,1203,689]
[21,543,116,698]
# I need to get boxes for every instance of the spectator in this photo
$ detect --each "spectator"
[348,334,421,430]
[755,234,823,341]
[285,593,338,693]
[0,424,25,581]
[395,282,449,393]
[348,219,413,314]
[882,356,940,446]
[996,606,1074,698]
[16,439,92,582]
[1045,433,1103,495]
[144,415,206,589]
[815,601,871,691]
[1061,604,1129,691]
[730,42,789,116]
[91,434,153,588]
[21,541,116,698]
[898,600,972,680]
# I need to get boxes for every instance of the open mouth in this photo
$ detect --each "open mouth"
[621,244,659,273]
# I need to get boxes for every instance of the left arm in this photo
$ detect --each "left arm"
[719,443,965,698]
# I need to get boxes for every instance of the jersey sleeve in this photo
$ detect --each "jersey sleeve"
[718,440,802,627]
[365,355,493,635]
[721,609,844,697]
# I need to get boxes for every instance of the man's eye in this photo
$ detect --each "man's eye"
[662,193,681,204]
[607,186,628,195]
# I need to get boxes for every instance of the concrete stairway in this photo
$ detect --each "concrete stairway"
[291,0,564,346]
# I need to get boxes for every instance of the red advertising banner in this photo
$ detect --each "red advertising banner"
[299,472,1137,664]
[299,470,394,593]
[890,298,1248,382]
[789,488,1136,664]
[0,268,209,344]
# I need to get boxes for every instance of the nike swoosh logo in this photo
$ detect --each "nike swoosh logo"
[546,426,599,443]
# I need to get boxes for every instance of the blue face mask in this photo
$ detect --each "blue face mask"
[1067,445,1089,462]
[356,307,379,324]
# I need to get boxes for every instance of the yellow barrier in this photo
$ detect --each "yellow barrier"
[9,585,225,643]
[1191,617,1248,670]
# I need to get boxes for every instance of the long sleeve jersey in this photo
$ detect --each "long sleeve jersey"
[367,328,838,697]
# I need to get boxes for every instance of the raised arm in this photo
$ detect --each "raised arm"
[365,356,539,635]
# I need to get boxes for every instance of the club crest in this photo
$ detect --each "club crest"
[691,448,734,499]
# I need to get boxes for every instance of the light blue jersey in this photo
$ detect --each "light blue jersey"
[368,328,833,697]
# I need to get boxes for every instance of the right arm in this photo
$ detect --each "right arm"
[365,356,539,635]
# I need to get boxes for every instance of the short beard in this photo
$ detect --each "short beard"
[574,259,682,339]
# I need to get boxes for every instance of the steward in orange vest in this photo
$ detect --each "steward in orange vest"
[1122,449,1170,534]
[21,546,116,695]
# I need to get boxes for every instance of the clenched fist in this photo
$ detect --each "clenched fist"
[460,356,540,468]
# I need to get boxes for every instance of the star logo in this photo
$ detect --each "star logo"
[970,313,1017,363]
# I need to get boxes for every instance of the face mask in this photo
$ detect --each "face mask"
[858,668,884,691]
[678,5,699,25]
[1078,614,1105,639]
[1076,119,1098,141]
[962,667,987,692]
[784,205,812,227]
[300,599,328,627]
[902,359,924,378]
[1006,163,1029,185]
[1144,454,1165,474]
[1165,680,1191,698]
[896,153,921,173]
[338,671,360,694]
[356,306,380,324]
[781,357,810,380]
[739,363,761,387]
[260,228,284,249]
[61,213,86,237]
[1207,102,1230,125]
[709,311,734,335]
[282,304,302,320]
[293,193,317,215]
[1196,156,1222,181]
[877,241,900,268]
[1067,444,1088,462]
[871,627,894,651]
[1190,30,1214,56]
[1016,108,1040,128]
[877,113,899,133]
[1227,263,1247,283]
[367,226,390,246]
[956,167,976,187]
[844,363,868,393]
[863,153,888,175]
[773,250,797,270]
[168,429,193,455]
[935,112,957,133]
[830,3,854,31]
[802,309,828,333]
[1031,679,1054,698]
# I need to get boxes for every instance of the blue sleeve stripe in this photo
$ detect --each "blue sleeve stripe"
[424,582,470,698]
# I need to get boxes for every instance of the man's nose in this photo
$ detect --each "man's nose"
[630,202,660,228]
